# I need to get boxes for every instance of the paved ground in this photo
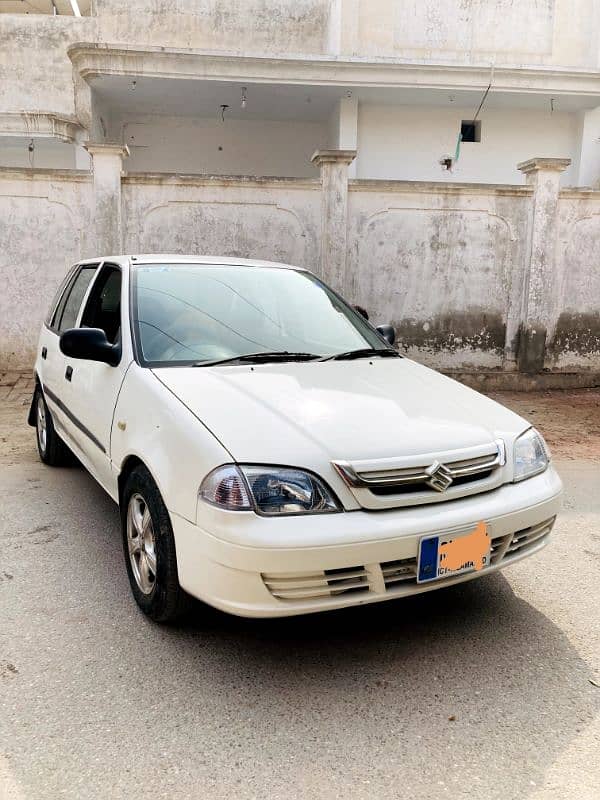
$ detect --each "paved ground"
[1,382,599,800]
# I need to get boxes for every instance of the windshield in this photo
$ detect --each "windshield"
[131,263,388,366]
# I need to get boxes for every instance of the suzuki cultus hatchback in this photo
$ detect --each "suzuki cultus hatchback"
[30,256,562,621]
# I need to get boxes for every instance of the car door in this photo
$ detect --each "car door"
[39,263,100,444]
[59,262,130,495]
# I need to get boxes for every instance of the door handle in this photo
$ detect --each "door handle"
[41,347,47,360]
[65,366,73,382]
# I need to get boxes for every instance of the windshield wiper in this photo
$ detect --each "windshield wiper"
[193,351,321,367]
[318,348,400,362]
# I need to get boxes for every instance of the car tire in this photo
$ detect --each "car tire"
[34,385,73,467]
[121,464,190,623]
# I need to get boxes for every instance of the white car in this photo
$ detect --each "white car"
[30,255,562,622]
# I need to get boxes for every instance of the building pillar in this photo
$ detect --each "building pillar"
[328,96,359,178]
[311,149,357,294]
[574,106,600,188]
[516,157,571,373]
[84,142,129,255]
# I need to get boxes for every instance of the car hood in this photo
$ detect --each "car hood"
[152,358,530,465]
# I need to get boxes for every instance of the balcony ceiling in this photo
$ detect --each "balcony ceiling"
[91,75,600,122]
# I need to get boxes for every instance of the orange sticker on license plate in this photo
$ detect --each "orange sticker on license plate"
[417,522,490,583]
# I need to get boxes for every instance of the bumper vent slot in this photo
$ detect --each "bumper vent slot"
[380,557,417,587]
[262,566,370,601]
[506,517,555,556]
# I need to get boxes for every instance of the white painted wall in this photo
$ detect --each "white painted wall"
[114,115,326,177]
[0,16,87,119]
[551,192,600,368]
[573,106,600,187]
[122,174,321,268]
[346,181,531,370]
[0,170,93,367]
[357,105,579,185]
[3,168,600,371]
[0,103,580,186]
[96,0,331,53]
[0,138,80,169]
[336,0,600,68]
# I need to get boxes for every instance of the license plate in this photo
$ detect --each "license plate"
[417,522,491,583]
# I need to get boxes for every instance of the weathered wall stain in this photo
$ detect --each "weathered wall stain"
[549,312,600,359]
[393,310,506,355]
[516,323,547,374]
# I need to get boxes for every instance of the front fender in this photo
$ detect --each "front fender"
[111,364,233,522]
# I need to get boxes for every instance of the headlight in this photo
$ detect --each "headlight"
[513,428,550,482]
[199,465,341,515]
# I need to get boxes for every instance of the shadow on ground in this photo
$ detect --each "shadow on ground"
[2,456,598,800]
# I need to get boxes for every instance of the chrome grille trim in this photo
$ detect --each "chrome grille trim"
[333,440,507,508]
[334,440,505,489]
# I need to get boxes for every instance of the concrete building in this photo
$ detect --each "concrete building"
[1,0,600,382]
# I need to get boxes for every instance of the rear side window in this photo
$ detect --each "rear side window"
[45,266,78,327]
[80,264,122,344]
[52,265,97,333]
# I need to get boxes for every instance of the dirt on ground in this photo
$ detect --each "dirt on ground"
[2,385,599,466]
[489,388,600,463]
[0,400,38,467]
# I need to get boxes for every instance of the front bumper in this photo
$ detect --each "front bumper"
[171,466,562,617]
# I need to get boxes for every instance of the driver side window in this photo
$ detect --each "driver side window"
[80,264,122,345]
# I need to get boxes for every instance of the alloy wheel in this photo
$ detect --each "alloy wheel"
[36,394,47,454]
[127,493,157,595]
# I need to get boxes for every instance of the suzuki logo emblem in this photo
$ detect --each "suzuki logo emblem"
[425,460,454,492]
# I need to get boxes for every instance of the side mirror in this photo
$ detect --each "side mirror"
[376,324,396,346]
[60,328,120,366]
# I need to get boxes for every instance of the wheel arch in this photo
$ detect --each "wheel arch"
[117,454,165,507]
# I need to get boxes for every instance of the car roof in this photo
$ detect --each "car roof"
[78,255,304,270]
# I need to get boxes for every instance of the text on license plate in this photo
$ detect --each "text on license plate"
[417,521,490,583]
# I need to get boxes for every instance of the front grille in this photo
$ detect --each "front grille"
[333,441,506,509]
[358,452,500,488]
[262,518,555,603]
[371,470,494,496]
